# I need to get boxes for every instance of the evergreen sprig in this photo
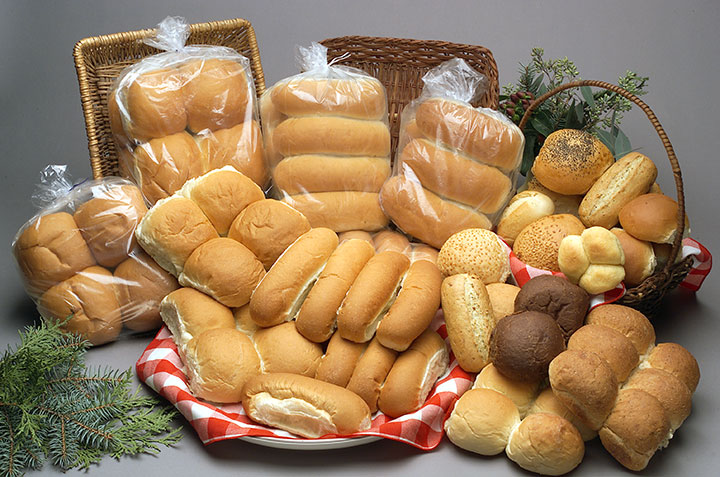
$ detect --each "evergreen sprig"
[0,320,182,476]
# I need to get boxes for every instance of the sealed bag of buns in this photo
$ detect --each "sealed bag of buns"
[261,42,391,232]
[380,59,524,249]
[108,16,265,204]
[12,165,179,345]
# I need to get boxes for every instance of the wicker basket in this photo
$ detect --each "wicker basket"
[518,80,693,315]
[320,36,499,157]
[74,18,265,179]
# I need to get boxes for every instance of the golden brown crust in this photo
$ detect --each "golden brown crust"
[485,283,521,323]
[527,388,597,442]
[346,338,398,412]
[513,214,585,272]
[567,324,639,383]
[624,367,692,431]
[124,68,187,141]
[273,155,390,194]
[610,228,656,287]
[645,343,700,393]
[314,333,368,387]
[253,322,324,377]
[618,193,681,244]
[473,363,541,417]
[437,228,510,284]
[497,191,555,246]
[282,192,389,233]
[585,304,655,356]
[372,230,411,255]
[197,121,267,187]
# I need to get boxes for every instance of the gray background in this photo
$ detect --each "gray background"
[1,0,718,475]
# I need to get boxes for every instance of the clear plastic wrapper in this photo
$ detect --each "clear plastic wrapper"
[109,16,266,204]
[261,42,391,232]
[12,165,179,345]
[379,59,525,249]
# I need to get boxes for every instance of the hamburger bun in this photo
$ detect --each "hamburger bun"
[124,68,187,141]
[618,193,684,244]
[437,228,510,283]
[197,121,267,187]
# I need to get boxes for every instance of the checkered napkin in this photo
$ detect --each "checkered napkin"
[136,312,473,450]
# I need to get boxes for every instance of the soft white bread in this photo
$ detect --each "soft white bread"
[273,117,390,158]
[372,230,411,255]
[295,239,375,343]
[113,250,179,332]
[409,244,439,264]
[379,175,492,249]
[123,68,187,141]
[242,373,372,438]
[506,413,585,476]
[346,337,398,412]
[376,260,443,351]
[273,155,390,194]
[37,266,122,345]
[585,304,655,356]
[249,228,338,327]
[159,287,235,352]
[337,251,410,343]
[437,228,510,283]
[558,227,626,294]
[399,138,512,213]
[440,274,495,373]
[338,230,373,245]
[282,192,388,232]
[270,77,387,120]
[135,196,219,277]
[178,238,265,308]
[610,228,656,287]
[528,388,597,442]
[513,214,585,272]
[579,152,658,228]
[473,363,541,418]
[496,190,555,246]
[233,304,260,336]
[315,333,368,387]
[197,121,267,187]
[485,283,521,324]
[73,184,148,267]
[228,199,311,270]
[444,388,521,456]
[624,368,692,431]
[618,193,684,244]
[377,329,449,417]
[401,119,425,144]
[644,343,700,393]
[185,328,261,403]
[253,322,324,377]
[567,324,639,383]
[414,98,523,171]
[179,166,264,236]
[14,212,96,295]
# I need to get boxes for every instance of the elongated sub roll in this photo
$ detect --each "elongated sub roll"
[282,192,388,232]
[315,333,368,388]
[372,230,411,255]
[253,322,323,377]
[274,155,390,195]
[346,338,398,412]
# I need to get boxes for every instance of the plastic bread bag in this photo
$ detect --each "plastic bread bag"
[260,42,391,232]
[12,165,179,345]
[108,16,266,205]
[338,229,439,264]
[379,59,525,249]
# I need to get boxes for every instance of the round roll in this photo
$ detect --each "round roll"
[179,166,264,236]
[124,68,187,141]
[242,373,372,438]
[228,199,311,270]
[73,184,148,267]
[185,328,261,403]
[295,239,375,343]
[273,117,390,158]
[523,175,583,217]
[585,304,655,356]
[567,324,639,383]
[372,230,411,255]
[610,228,656,287]
[440,274,495,373]
[253,322,324,377]
[376,260,443,352]
[618,193,683,244]
[282,192,389,232]
[486,283,521,323]
[409,244,439,264]
[473,363,540,417]
[14,212,96,295]
[346,337,398,413]
[528,388,597,442]
[399,138,512,213]
[274,155,390,194]
[379,175,492,249]
[337,251,410,343]
[197,121,267,187]
[338,230,373,245]
[506,413,584,476]
[624,368,692,431]
[644,343,700,393]
[496,190,555,246]
[270,77,386,120]
[401,119,425,143]
[512,214,585,272]
[444,388,520,456]
[249,228,338,327]
[378,329,449,417]
[113,250,179,332]
[135,196,219,277]
[558,227,626,294]
[414,98,523,171]
[314,333,368,388]
[178,238,265,308]
[437,228,510,283]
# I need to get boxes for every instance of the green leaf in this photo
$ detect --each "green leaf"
[530,115,554,138]
[614,128,632,158]
[596,129,616,156]
[580,86,595,107]
[530,73,545,93]
[521,134,537,176]
[575,102,586,128]
[565,100,583,129]
[537,83,548,96]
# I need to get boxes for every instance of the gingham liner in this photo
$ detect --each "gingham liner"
[136,312,473,450]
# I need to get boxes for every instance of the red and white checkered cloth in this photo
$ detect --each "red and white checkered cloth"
[136,312,473,450]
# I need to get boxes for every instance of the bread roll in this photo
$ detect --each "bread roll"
[437,228,510,283]
[513,214,585,272]
[338,230,373,245]
[14,212,96,295]
[124,68,187,141]
[197,121,267,187]
[532,129,613,195]
[579,152,658,228]
[378,330,449,417]
[242,373,372,438]
[179,166,264,236]
[259,92,285,168]
[619,193,683,244]
[346,338,398,412]
[473,363,540,417]
[315,333,368,387]
[528,388,597,442]
[558,227,626,294]
[273,117,390,157]
[372,230,411,255]
[113,251,179,332]
[379,175,492,249]
[178,238,265,308]
[337,251,410,343]
[228,199,311,270]
[409,244,439,264]
[440,274,495,373]
[253,322,323,377]
[250,228,338,327]
[295,239,375,342]
[624,368,692,431]
[610,228,656,287]
[185,328,261,403]
[37,266,122,345]
[523,175,583,217]
[73,184,148,267]
[401,119,425,144]
[644,343,700,393]
[567,324,639,383]
[414,98,523,171]
[496,190,555,246]
[233,304,260,336]
[585,304,655,356]
[135,196,219,277]
[273,155,390,194]
[282,192,388,232]
[485,283,521,323]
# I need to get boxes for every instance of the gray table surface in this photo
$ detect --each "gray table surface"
[1,1,718,475]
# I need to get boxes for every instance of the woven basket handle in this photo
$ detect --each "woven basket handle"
[518,79,686,276]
